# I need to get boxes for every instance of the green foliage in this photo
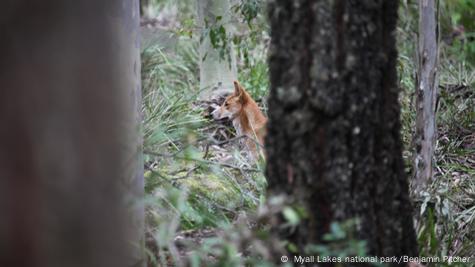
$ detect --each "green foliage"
[232,0,264,28]
[238,54,269,101]
[233,0,270,100]
[440,0,475,65]
[418,207,439,256]
[201,0,268,75]
[304,220,372,262]
[445,33,475,66]
[441,0,475,33]
[202,16,233,66]
[282,207,301,226]
[141,0,195,22]
[141,40,202,154]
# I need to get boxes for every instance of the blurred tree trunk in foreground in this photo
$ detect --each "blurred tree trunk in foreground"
[413,0,439,195]
[0,1,143,267]
[266,0,418,263]
[197,0,238,99]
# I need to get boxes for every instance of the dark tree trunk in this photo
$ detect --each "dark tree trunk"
[0,1,143,267]
[266,0,418,264]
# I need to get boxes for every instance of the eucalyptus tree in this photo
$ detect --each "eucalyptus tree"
[197,0,238,99]
[413,0,439,195]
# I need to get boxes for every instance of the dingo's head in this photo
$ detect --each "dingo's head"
[212,81,248,120]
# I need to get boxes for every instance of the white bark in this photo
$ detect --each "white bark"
[414,0,439,194]
[197,0,238,99]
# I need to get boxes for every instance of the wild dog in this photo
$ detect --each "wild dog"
[212,81,267,160]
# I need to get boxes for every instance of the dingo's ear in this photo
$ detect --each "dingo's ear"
[233,80,248,104]
[233,81,243,97]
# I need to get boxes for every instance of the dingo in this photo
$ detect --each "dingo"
[212,81,267,160]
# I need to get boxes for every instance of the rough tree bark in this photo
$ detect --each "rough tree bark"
[413,0,439,195]
[0,1,143,267]
[197,0,238,99]
[266,0,418,263]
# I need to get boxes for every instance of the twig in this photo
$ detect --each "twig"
[194,158,261,173]
[209,135,247,146]
[203,143,211,159]
[171,166,200,181]
[193,194,241,215]
[209,134,264,149]
[145,150,261,172]
[144,137,207,158]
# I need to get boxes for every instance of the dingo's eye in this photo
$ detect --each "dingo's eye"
[224,103,229,107]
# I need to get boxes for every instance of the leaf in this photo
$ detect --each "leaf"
[219,25,226,37]
[282,207,300,225]
[183,146,203,161]
[287,242,298,253]
[209,28,217,47]
[330,222,346,240]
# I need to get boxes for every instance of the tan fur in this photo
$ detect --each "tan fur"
[212,81,267,160]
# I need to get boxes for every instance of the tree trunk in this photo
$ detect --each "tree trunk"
[266,0,418,263]
[140,0,150,16]
[197,0,238,99]
[0,1,143,267]
[413,0,439,195]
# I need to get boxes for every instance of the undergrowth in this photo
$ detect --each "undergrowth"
[142,32,269,264]
[142,1,475,266]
